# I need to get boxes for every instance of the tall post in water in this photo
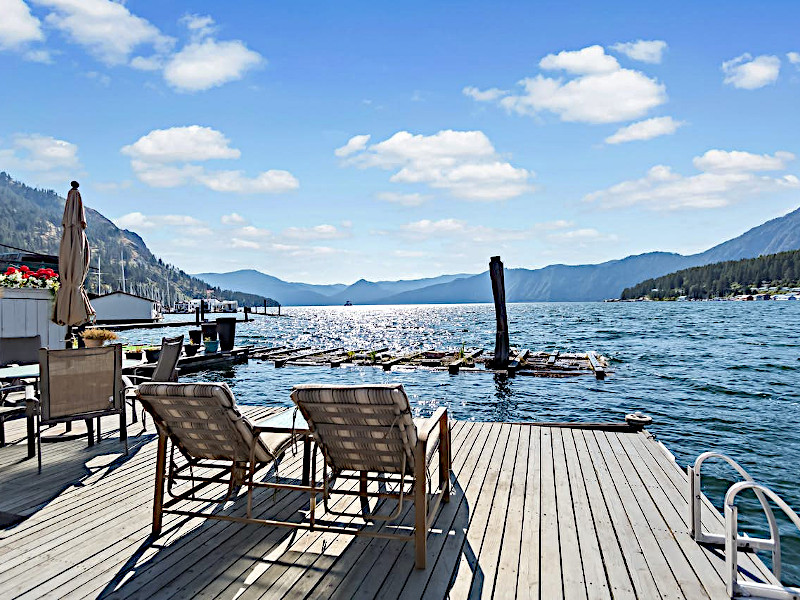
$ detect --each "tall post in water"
[490,256,509,369]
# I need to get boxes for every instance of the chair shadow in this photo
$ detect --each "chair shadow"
[97,473,479,599]
[0,420,154,530]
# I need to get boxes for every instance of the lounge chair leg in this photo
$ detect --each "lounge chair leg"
[131,396,138,423]
[415,439,428,569]
[96,417,102,443]
[86,419,94,447]
[0,416,5,447]
[152,433,167,536]
[120,408,128,454]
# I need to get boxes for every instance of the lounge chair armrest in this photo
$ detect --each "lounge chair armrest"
[417,406,448,443]
[124,374,153,383]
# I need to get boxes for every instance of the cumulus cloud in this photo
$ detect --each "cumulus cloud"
[610,40,667,64]
[163,38,263,92]
[467,45,666,124]
[34,0,174,65]
[0,0,44,50]
[180,14,217,40]
[396,218,572,243]
[546,228,618,243]
[335,135,371,158]
[340,130,534,201]
[539,45,620,74]
[788,52,800,66]
[722,54,781,89]
[221,212,247,225]
[462,86,508,101]
[0,133,80,179]
[122,125,241,162]
[114,212,204,230]
[585,149,799,210]
[692,150,794,172]
[605,116,685,144]
[376,191,429,206]
[121,125,298,193]
[282,224,351,240]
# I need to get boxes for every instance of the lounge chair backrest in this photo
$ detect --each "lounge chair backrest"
[39,345,123,422]
[152,335,183,382]
[291,384,418,475]
[137,382,276,462]
[0,335,42,366]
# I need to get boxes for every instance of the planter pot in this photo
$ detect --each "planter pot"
[126,351,143,360]
[144,348,161,363]
[216,317,236,352]
[188,329,203,345]
[201,323,217,341]
[204,340,219,353]
[184,344,199,357]
[84,338,104,348]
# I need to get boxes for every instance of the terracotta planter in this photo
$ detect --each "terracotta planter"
[84,338,104,348]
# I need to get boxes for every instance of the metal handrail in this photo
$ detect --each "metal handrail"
[724,481,800,599]
[688,452,781,577]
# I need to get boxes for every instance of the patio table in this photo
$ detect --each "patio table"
[253,408,314,486]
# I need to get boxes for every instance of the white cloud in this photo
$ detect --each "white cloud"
[130,55,162,71]
[114,212,203,231]
[722,54,780,89]
[610,40,667,64]
[196,169,298,193]
[789,52,800,65]
[34,0,174,65]
[24,49,52,63]
[230,238,260,250]
[163,38,263,92]
[180,14,217,40]
[539,45,620,74]
[376,191,429,206]
[605,116,685,144]
[282,224,351,240]
[122,125,298,193]
[0,0,44,49]
[397,218,566,244]
[121,125,240,162]
[462,86,508,101]
[0,133,80,175]
[547,228,618,243]
[469,45,666,124]
[692,150,794,173]
[236,225,272,238]
[221,212,247,225]
[341,130,534,201]
[585,149,799,210]
[335,135,371,158]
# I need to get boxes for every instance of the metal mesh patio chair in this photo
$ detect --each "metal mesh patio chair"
[123,335,183,427]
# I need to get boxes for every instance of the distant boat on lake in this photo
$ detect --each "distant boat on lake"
[344,300,352,306]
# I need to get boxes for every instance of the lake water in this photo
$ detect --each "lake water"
[119,302,800,582]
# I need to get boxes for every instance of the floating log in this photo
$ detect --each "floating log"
[381,348,433,371]
[448,349,484,374]
[587,351,605,380]
[275,347,344,368]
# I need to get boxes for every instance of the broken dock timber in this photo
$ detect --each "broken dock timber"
[249,345,609,379]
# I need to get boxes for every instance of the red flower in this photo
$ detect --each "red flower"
[19,265,30,272]
[5,267,16,275]
[22,273,29,279]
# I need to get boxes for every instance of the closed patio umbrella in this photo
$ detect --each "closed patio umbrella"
[53,181,95,330]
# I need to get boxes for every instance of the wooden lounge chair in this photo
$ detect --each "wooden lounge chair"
[290,383,451,569]
[35,344,127,471]
[136,382,297,536]
[123,335,183,427]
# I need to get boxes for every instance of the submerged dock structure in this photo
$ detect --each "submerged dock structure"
[0,409,782,599]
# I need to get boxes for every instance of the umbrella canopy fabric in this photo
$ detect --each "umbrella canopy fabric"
[53,187,95,326]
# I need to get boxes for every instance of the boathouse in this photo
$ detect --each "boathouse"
[90,291,162,324]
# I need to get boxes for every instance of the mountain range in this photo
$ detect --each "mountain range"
[196,206,800,304]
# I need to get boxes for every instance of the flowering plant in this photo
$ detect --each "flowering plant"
[0,265,60,293]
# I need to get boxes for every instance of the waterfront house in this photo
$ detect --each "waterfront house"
[90,291,162,324]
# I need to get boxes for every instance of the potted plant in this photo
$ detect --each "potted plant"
[144,346,162,363]
[188,329,203,345]
[124,345,144,360]
[203,337,219,353]
[184,343,200,357]
[0,265,60,296]
[82,328,118,348]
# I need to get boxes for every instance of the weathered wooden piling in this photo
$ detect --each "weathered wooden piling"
[489,256,509,369]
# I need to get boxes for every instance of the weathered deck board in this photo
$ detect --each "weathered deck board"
[0,410,779,599]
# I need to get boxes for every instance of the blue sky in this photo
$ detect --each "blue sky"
[1,0,799,284]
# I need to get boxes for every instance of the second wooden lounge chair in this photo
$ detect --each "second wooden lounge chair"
[291,383,451,569]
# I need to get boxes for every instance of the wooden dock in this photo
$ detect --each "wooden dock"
[0,410,778,599]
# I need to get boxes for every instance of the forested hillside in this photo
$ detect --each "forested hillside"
[621,250,800,300]
[0,172,276,306]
